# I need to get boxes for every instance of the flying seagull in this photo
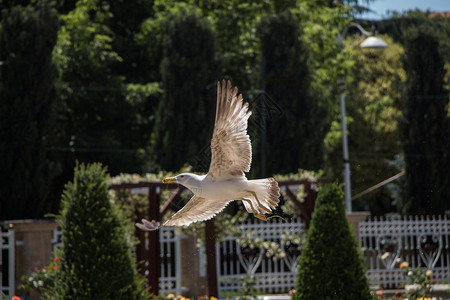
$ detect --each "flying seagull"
[136,80,280,231]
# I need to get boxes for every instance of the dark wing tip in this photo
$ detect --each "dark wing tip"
[135,219,161,231]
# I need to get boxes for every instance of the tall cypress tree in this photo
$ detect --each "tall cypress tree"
[0,1,59,220]
[150,7,216,171]
[56,163,147,299]
[295,183,371,300]
[400,27,450,214]
[257,11,325,176]
[106,0,154,83]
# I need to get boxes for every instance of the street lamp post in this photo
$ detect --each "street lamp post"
[338,78,352,212]
[336,23,387,212]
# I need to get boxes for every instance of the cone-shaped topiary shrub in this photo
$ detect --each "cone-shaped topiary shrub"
[55,163,147,299]
[294,183,371,300]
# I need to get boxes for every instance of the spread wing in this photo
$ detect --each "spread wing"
[163,195,231,227]
[207,80,252,179]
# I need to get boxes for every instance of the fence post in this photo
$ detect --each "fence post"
[148,187,161,295]
[205,219,218,297]
[3,220,57,300]
[135,210,146,276]
[346,211,370,242]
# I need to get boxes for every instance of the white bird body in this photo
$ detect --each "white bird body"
[182,174,248,200]
[136,80,280,231]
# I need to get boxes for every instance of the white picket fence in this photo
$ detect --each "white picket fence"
[359,215,450,288]
[2,215,450,297]
[216,215,450,296]
[217,218,304,297]
[0,228,15,298]
[156,227,183,294]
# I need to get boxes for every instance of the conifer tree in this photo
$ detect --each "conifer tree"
[400,27,450,214]
[295,183,371,300]
[150,7,217,171]
[56,163,147,299]
[0,1,59,219]
[257,11,325,175]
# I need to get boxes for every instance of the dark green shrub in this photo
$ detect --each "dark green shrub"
[55,163,147,299]
[295,183,371,300]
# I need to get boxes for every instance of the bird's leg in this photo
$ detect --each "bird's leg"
[254,213,268,221]
[242,199,268,221]
[242,198,258,213]
[247,190,272,214]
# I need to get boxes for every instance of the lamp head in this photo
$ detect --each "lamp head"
[360,36,388,49]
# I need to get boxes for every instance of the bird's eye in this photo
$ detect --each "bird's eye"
[180,175,184,178]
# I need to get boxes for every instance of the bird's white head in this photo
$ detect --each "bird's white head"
[163,173,203,189]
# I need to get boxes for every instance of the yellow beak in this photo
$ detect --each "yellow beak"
[163,177,177,183]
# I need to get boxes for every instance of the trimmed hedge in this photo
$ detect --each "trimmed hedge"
[55,163,147,299]
[295,183,371,300]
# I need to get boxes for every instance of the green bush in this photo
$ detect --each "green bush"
[294,183,371,300]
[54,163,148,299]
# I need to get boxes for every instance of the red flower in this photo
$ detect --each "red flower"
[53,265,58,270]
[376,290,383,297]
[54,256,60,263]
[12,296,21,300]
[395,291,402,297]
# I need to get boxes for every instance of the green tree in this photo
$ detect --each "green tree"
[295,183,371,300]
[325,35,407,214]
[48,0,161,212]
[150,7,217,171]
[400,27,450,214]
[257,11,325,175]
[50,0,157,201]
[55,163,147,299]
[105,0,154,83]
[52,0,125,170]
[0,1,59,220]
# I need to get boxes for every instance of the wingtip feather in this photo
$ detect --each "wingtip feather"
[135,219,161,231]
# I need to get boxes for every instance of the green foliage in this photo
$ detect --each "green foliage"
[256,11,324,175]
[295,1,353,111]
[295,183,371,300]
[0,1,59,220]
[55,163,148,299]
[52,0,126,169]
[196,0,273,91]
[150,7,217,171]
[326,35,407,214]
[365,11,450,63]
[400,27,450,214]
[274,169,324,217]
[49,0,159,213]
[150,0,275,92]
[18,256,60,296]
[102,0,154,83]
[399,262,433,299]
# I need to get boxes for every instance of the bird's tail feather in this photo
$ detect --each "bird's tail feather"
[245,177,280,214]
